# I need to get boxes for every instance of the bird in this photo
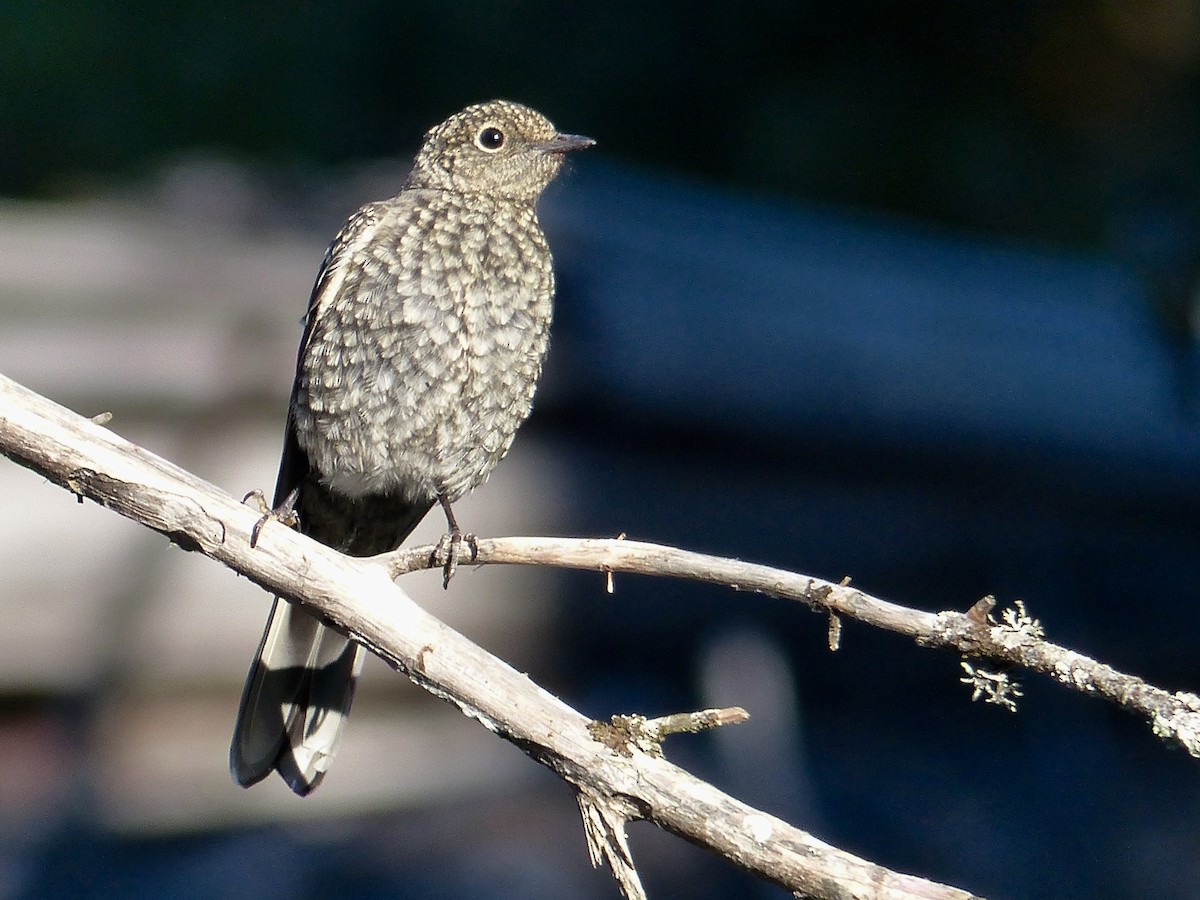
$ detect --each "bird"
[230,100,593,795]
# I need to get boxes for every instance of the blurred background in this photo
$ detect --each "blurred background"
[3,1,1200,898]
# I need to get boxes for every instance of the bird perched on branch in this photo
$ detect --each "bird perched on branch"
[230,100,593,795]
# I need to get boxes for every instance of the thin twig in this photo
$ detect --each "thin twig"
[381,537,1200,759]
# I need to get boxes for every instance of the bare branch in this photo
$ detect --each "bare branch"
[0,378,989,897]
[383,537,1200,759]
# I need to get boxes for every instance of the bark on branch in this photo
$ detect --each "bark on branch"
[7,369,1189,899]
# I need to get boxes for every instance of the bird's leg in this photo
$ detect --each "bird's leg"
[244,486,301,548]
[433,493,477,588]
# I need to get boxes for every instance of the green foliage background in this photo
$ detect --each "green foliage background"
[3,1,1199,251]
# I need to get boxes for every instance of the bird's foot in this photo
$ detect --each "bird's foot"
[433,530,478,588]
[243,488,300,548]
[432,493,477,588]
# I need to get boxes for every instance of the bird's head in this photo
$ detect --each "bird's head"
[408,100,594,202]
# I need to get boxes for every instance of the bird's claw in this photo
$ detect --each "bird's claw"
[243,489,299,548]
[434,530,478,588]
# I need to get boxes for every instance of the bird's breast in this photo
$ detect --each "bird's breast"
[293,196,554,503]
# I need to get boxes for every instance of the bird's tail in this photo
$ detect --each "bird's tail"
[230,598,363,795]
[231,487,433,795]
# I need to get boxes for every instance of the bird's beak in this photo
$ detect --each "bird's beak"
[538,133,596,154]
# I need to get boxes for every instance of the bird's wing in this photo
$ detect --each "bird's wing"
[272,203,390,509]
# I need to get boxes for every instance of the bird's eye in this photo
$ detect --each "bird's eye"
[476,126,506,151]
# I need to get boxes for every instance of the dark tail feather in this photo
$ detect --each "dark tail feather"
[230,598,363,795]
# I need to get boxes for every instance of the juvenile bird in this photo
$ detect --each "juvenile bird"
[231,100,593,795]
